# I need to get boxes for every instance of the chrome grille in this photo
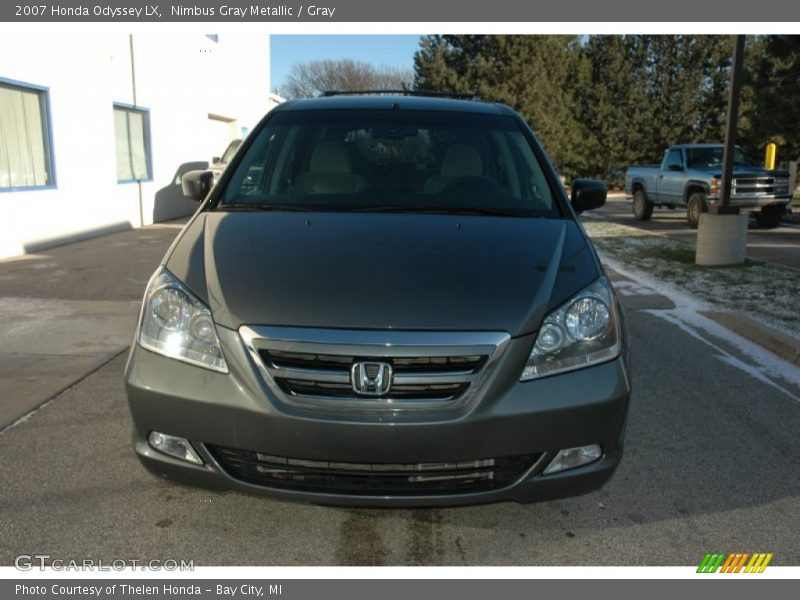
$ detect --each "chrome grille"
[240,326,510,412]
[732,176,790,197]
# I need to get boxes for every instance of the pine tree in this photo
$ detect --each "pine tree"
[413,34,799,181]
[746,35,800,165]
[414,35,589,180]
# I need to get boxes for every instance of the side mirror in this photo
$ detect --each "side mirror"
[211,156,221,165]
[181,170,214,202]
[667,164,683,172]
[571,178,607,213]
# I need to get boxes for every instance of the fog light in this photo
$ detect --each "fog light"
[148,431,203,465]
[543,444,602,475]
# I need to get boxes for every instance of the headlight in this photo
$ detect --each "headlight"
[521,277,621,380]
[137,267,228,372]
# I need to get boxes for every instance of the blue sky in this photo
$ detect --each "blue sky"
[270,35,422,93]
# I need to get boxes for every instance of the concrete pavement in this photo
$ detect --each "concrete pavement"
[0,221,186,429]
[0,219,799,566]
[596,195,800,270]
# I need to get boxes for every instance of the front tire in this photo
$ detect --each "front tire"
[686,192,708,229]
[633,189,653,221]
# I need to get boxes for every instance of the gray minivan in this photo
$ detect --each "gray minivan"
[125,93,631,506]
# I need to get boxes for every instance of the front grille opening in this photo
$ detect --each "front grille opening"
[732,176,790,195]
[262,350,487,374]
[208,445,539,496]
[242,328,509,412]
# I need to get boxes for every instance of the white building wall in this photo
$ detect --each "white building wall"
[0,33,277,260]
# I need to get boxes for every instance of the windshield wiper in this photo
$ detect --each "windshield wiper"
[217,204,533,217]
[218,203,314,212]
[362,205,529,217]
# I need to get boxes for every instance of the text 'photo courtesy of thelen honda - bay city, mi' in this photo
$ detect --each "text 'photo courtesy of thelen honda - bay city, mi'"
[124,93,631,507]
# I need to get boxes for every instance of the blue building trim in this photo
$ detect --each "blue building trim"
[113,102,154,183]
[0,75,58,193]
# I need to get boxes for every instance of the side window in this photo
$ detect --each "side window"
[664,149,683,171]
[113,104,152,182]
[0,79,55,190]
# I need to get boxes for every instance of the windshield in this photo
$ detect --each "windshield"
[219,109,558,217]
[685,146,756,169]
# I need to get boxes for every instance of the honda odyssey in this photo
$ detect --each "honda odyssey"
[124,93,631,506]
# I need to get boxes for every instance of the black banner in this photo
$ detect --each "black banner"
[3,0,800,22]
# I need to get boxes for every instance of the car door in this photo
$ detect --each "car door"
[657,148,686,205]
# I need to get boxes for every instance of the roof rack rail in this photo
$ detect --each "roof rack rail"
[320,90,481,101]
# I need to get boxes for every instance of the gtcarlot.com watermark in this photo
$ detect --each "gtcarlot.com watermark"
[15,554,194,571]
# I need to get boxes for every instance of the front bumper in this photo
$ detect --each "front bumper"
[124,326,631,507]
[707,195,792,210]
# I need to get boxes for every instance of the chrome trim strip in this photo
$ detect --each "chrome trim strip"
[268,364,475,385]
[280,391,461,407]
[243,326,506,355]
[268,365,351,383]
[239,325,511,413]
[392,371,475,384]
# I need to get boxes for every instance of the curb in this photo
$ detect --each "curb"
[700,310,800,367]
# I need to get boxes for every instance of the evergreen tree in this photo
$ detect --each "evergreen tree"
[414,35,588,180]
[572,35,651,186]
[746,35,800,165]
[413,34,799,182]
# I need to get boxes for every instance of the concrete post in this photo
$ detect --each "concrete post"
[696,213,748,266]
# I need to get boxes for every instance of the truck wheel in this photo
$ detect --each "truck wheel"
[755,209,783,228]
[686,192,707,229]
[633,189,653,221]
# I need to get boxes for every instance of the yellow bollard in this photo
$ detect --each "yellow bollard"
[765,143,776,170]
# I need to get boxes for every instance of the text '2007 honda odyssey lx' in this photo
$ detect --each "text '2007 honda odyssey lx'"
[124,92,631,507]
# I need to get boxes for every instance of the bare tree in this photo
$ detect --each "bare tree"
[280,59,413,98]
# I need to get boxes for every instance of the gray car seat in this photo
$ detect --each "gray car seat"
[293,142,366,194]
[424,144,484,194]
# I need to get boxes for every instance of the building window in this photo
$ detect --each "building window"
[113,104,152,182]
[0,79,55,191]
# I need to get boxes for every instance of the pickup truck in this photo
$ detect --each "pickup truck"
[209,138,243,185]
[624,144,792,228]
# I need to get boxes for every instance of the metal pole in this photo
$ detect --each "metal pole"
[718,35,745,212]
[129,34,145,228]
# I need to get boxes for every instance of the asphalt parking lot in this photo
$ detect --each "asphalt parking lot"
[1,222,799,566]
[595,194,800,269]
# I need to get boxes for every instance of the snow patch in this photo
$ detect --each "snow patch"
[603,253,800,401]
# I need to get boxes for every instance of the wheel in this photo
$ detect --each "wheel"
[686,192,708,229]
[755,209,783,228]
[633,189,653,221]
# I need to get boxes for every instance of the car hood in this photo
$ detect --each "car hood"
[165,211,596,336]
